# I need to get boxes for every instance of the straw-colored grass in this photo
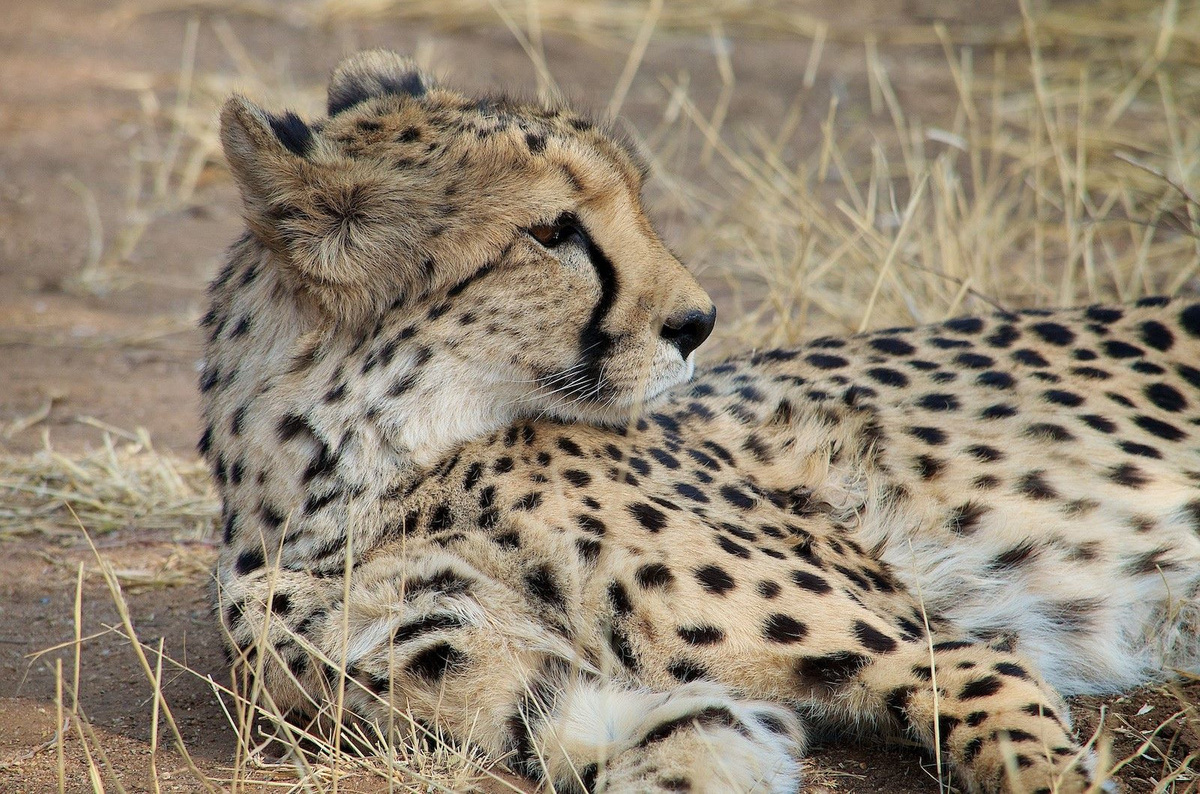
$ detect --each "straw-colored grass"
[8,0,1200,790]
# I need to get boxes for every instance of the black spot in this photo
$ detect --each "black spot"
[719,485,756,510]
[695,565,735,595]
[854,621,898,653]
[1014,349,1051,367]
[1025,423,1074,442]
[703,441,736,465]
[525,564,565,609]
[678,625,725,645]
[629,502,667,532]
[258,503,285,529]
[557,437,585,457]
[1103,340,1144,359]
[1181,365,1200,393]
[757,579,782,598]
[607,580,633,618]
[649,448,680,469]
[687,448,721,470]
[795,652,870,686]
[636,563,674,588]
[716,535,752,559]
[944,316,985,334]
[403,570,472,599]
[1079,414,1117,433]
[807,353,848,369]
[967,444,1004,462]
[667,659,709,683]
[990,541,1040,570]
[267,592,291,616]
[985,324,1021,348]
[513,492,543,511]
[1181,303,1200,337]
[937,715,962,749]
[1117,439,1162,460]
[955,352,995,369]
[576,514,607,535]
[885,686,915,725]
[948,502,990,535]
[234,548,264,575]
[1043,389,1084,407]
[790,569,831,593]
[959,676,1003,699]
[463,462,483,491]
[869,337,916,356]
[276,413,313,443]
[406,642,465,681]
[493,531,520,550]
[906,426,947,445]
[867,367,910,387]
[1140,320,1174,351]
[524,132,546,153]
[1134,414,1187,441]
[977,370,1016,390]
[1145,382,1187,413]
[1107,391,1136,407]
[1071,366,1111,380]
[393,613,466,644]
[1018,471,1058,500]
[914,454,946,480]
[1109,462,1148,488]
[675,483,709,503]
[917,393,960,412]
[1029,322,1074,346]
[763,613,808,643]
[1086,305,1123,323]
[994,662,1030,679]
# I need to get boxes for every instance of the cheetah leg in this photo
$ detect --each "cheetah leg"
[834,639,1098,793]
[222,548,804,792]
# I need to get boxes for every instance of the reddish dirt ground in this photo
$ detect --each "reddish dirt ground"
[1,1,1196,791]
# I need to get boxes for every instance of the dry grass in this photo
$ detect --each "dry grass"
[8,0,1200,790]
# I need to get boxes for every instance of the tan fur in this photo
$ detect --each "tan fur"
[200,51,1200,793]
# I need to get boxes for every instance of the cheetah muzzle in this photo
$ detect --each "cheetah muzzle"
[200,49,1200,793]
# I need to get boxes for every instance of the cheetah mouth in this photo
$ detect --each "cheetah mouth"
[533,355,691,426]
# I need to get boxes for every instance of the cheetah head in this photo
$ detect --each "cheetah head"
[216,51,714,462]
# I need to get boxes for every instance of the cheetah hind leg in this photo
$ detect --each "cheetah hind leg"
[831,637,1103,793]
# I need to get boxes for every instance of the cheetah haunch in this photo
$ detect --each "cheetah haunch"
[200,50,1200,793]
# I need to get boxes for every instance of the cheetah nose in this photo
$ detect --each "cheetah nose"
[661,305,716,359]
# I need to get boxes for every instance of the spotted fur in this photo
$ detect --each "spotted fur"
[201,50,1200,793]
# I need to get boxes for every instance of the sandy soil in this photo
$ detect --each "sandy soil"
[1,0,1196,791]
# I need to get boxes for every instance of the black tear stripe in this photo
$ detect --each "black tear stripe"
[552,233,620,404]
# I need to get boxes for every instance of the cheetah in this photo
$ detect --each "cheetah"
[200,50,1200,793]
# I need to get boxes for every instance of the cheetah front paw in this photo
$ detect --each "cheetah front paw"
[599,681,805,793]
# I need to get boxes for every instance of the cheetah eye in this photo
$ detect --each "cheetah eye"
[527,213,583,249]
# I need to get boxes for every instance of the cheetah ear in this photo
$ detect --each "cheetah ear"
[221,93,420,326]
[220,95,314,239]
[327,50,430,116]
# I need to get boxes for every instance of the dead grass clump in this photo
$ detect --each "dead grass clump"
[645,0,1200,353]
[0,422,216,542]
